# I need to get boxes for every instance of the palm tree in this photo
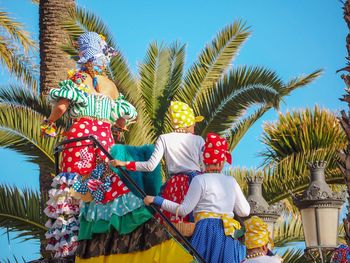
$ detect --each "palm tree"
[0,6,322,259]
[39,0,75,95]
[260,106,346,203]
[0,9,37,90]
[62,7,322,149]
[338,0,350,246]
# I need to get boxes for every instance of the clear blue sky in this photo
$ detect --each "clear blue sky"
[0,0,347,260]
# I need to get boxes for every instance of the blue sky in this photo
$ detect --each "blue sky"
[0,0,347,260]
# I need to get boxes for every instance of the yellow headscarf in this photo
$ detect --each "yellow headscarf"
[169,101,204,129]
[244,216,273,249]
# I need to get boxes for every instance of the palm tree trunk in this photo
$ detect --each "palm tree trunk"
[39,0,75,257]
[339,0,350,246]
[39,0,75,95]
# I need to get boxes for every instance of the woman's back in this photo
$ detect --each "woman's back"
[160,132,204,174]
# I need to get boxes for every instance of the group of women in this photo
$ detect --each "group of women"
[42,31,280,263]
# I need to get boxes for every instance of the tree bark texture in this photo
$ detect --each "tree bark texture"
[39,0,75,95]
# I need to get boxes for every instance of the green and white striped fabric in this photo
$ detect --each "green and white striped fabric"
[49,80,137,122]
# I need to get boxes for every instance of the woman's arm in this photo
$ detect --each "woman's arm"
[47,99,70,122]
[145,177,202,217]
[233,180,250,217]
[111,136,165,172]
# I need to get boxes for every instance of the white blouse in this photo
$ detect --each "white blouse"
[160,173,250,218]
[135,132,205,174]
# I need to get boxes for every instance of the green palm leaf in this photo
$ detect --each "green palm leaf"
[0,184,46,240]
[0,104,61,171]
[196,66,284,136]
[177,21,251,108]
[0,10,36,52]
[225,106,268,151]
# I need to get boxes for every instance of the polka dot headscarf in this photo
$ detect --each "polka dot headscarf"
[244,216,273,249]
[170,101,204,129]
[203,133,232,165]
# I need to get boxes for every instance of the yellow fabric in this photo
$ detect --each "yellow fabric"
[75,239,194,263]
[170,101,204,129]
[195,211,241,236]
[244,216,273,249]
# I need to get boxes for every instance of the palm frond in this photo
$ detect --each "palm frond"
[177,21,251,109]
[154,42,186,136]
[0,10,37,52]
[280,69,323,97]
[139,42,172,124]
[263,148,344,204]
[0,37,38,89]
[0,104,61,171]
[225,106,269,151]
[0,184,46,240]
[196,66,283,136]
[279,249,305,263]
[274,214,304,247]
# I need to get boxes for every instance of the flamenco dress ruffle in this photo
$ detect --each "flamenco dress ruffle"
[75,144,195,262]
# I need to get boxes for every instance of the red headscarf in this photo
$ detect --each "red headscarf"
[203,133,232,165]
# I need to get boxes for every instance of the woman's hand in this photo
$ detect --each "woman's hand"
[110,160,127,167]
[143,196,155,206]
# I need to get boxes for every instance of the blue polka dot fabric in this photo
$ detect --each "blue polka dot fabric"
[190,218,246,263]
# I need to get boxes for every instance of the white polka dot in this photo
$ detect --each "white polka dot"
[112,192,117,197]
[210,134,216,138]
[75,152,80,157]
[181,115,186,120]
[117,180,123,186]
[84,129,89,134]
[98,121,103,125]
[87,163,92,168]
[122,186,128,191]
[67,167,72,172]
[221,154,225,158]
[205,153,211,158]
[214,150,219,154]
[92,126,97,132]
[77,133,83,137]
[213,159,217,163]
[68,148,73,152]
[101,152,105,156]
[71,128,76,133]
[173,119,178,123]
[101,132,106,137]
[112,177,117,183]
[104,157,108,162]
[76,142,82,146]
[216,141,221,146]
[102,141,107,145]
[208,143,213,148]
[79,124,85,129]
[67,157,72,162]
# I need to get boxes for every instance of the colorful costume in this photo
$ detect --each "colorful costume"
[153,133,250,263]
[76,144,195,262]
[44,32,137,258]
[241,216,281,263]
[125,101,205,222]
[331,244,350,263]
[45,32,195,262]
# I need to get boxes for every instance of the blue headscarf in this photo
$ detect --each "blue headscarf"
[77,32,117,66]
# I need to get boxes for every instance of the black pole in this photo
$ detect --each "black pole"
[54,135,206,263]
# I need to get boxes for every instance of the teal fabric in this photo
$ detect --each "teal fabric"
[110,144,163,198]
[80,191,144,222]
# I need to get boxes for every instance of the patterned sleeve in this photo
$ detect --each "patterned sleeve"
[111,94,137,122]
[49,79,88,107]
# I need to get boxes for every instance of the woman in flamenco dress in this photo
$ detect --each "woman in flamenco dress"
[43,32,195,262]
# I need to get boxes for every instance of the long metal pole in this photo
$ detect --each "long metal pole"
[54,135,206,263]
